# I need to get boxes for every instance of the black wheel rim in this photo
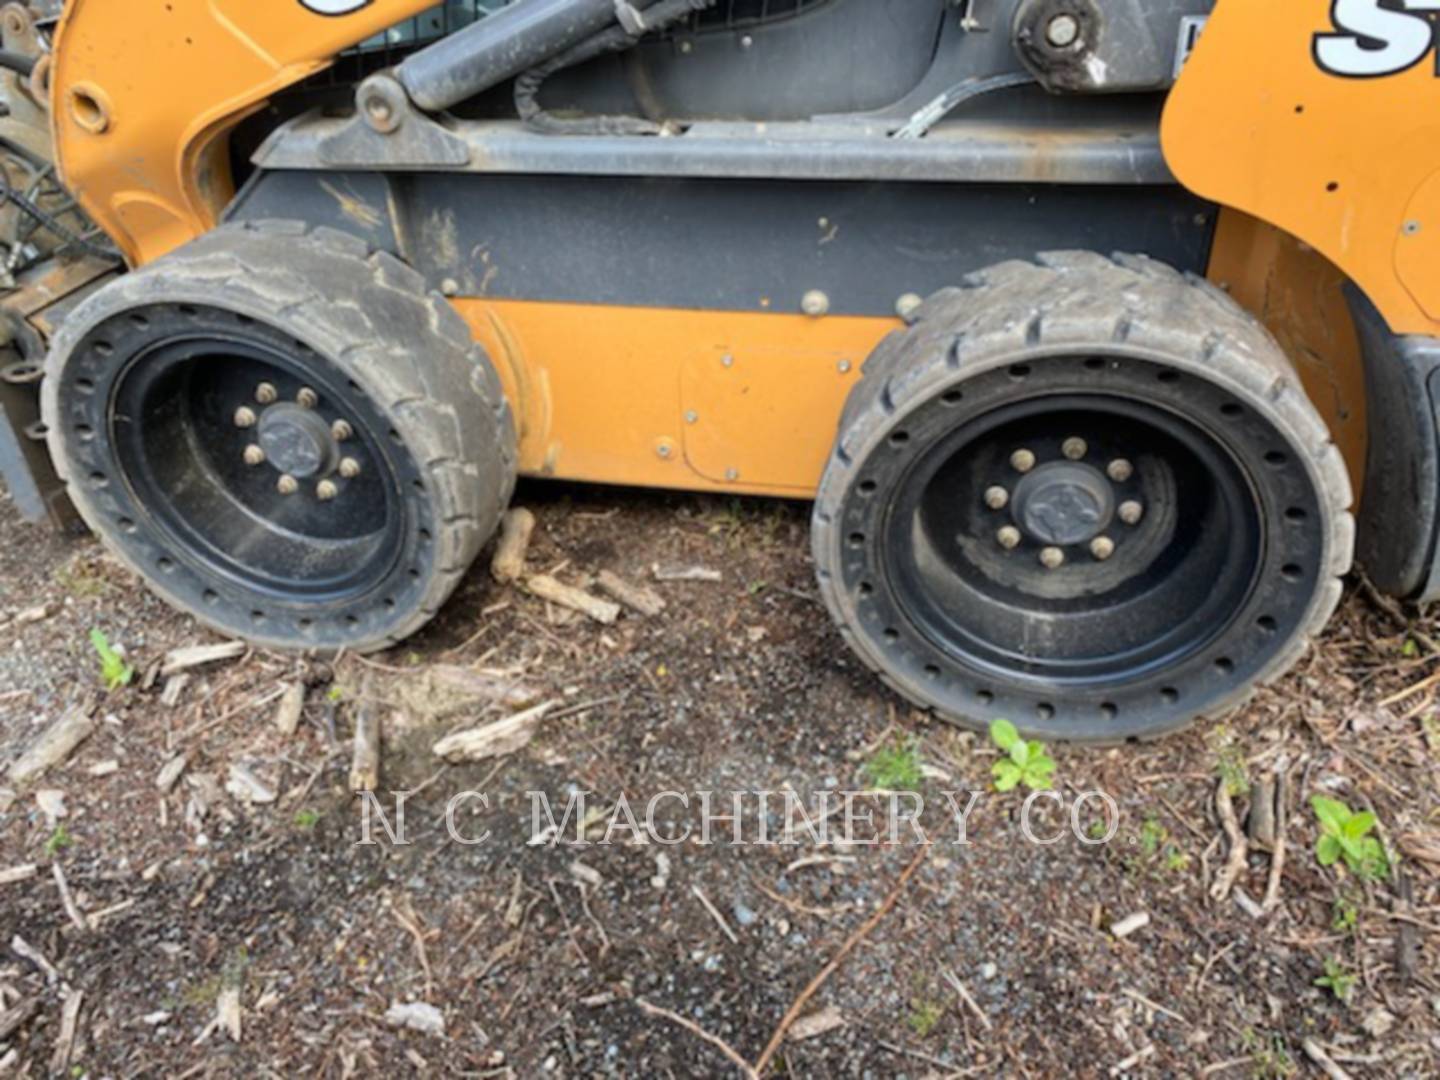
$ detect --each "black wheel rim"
[110,335,402,602]
[834,354,1328,736]
[53,303,438,641]
[885,393,1262,685]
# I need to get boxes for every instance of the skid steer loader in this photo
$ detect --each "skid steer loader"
[0,0,1429,740]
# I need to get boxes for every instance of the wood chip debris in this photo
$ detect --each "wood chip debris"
[349,705,381,793]
[595,570,666,617]
[34,789,67,822]
[786,1005,846,1042]
[273,681,305,735]
[49,989,83,1075]
[6,710,94,786]
[10,934,62,984]
[0,997,39,1041]
[384,1001,445,1036]
[160,674,189,708]
[490,507,536,583]
[652,563,722,583]
[87,759,119,777]
[523,574,621,624]
[1109,911,1150,939]
[432,701,555,763]
[155,754,188,793]
[13,603,53,625]
[217,985,242,1042]
[569,860,603,888]
[0,863,38,885]
[160,641,245,677]
[225,763,277,804]
[420,665,540,709]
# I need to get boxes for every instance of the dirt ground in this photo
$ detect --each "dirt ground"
[1,478,1438,1078]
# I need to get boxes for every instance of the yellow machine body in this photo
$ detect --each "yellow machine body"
[46,0,1406,498]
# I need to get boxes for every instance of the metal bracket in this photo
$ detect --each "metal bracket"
[315,74,470,170]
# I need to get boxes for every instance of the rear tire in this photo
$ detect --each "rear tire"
[812,251,1353,741]
[42,220,516,653]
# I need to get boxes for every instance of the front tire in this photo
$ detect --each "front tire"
[813,252,1353,741]
[42,221,516,652]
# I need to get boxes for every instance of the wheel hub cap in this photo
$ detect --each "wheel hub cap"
[257,403,337,479]
[1010,461,1114,546]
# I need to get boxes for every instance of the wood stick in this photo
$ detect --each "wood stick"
[523,574,620,624]
[490,508,536,583]
[636,999,757,1079]
[1262,764,1289,913]
[49,989,83,1075]
[160,641,246,677]
[690,885,739,945]
[349,703,381,793]
[1210,780,1249,902]
[1302,1039,1354,1080]
[52,863,89,933]
[942,967,992,1031]
[0,863,37,884]
[7,710,94,786]
[596,570,666,617]
[0,997,38,1040]
[753,843,931,1075]
[273,682,305,736]
[432,701,555,763]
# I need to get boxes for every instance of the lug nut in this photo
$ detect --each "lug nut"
[339,457,361,479]
[255,382,278,405]
[996,525,1022,550]
[984,485,1009,510]
[331,419,353,442]
[276,475,298,495]
[296,387,318,409]
[1039,546,1066,570]
[1062,436,1088,461]
[1010,448,1036,473]
[1118,500,1144,525]
[316,479,338,501]
[1107,458,1134,483]
[1046,13,1081,48]
[233,406,257,429]
[242,445,265,467]
[1090,536,1115,561]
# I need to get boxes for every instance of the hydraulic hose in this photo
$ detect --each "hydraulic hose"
[397,0,661,113]
[514,0,716,136]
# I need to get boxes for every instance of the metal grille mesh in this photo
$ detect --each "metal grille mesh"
[346,0,833,60]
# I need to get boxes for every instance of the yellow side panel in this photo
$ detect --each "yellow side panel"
[456,301,896,497]
[1206,210,1367,495]
[1163,0,1440,335]
[51,0,435,265]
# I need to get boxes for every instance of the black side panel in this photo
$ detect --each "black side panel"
[227,170,1215,317]
[1350,288,1440,601]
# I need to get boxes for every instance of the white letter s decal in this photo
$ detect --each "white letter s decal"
[301,0,373,15]
[1315,0,1434,78]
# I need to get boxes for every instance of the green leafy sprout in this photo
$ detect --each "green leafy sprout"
[1314,957,1357,1003]
[989,719,1055,792]
[1331,896,1359,933]
[865,737,923,791]
[293,809,320,830]
[89,628,133,692]
[44,824,72,856]
[1312,796,1390,881]
[907,997,944,1038]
